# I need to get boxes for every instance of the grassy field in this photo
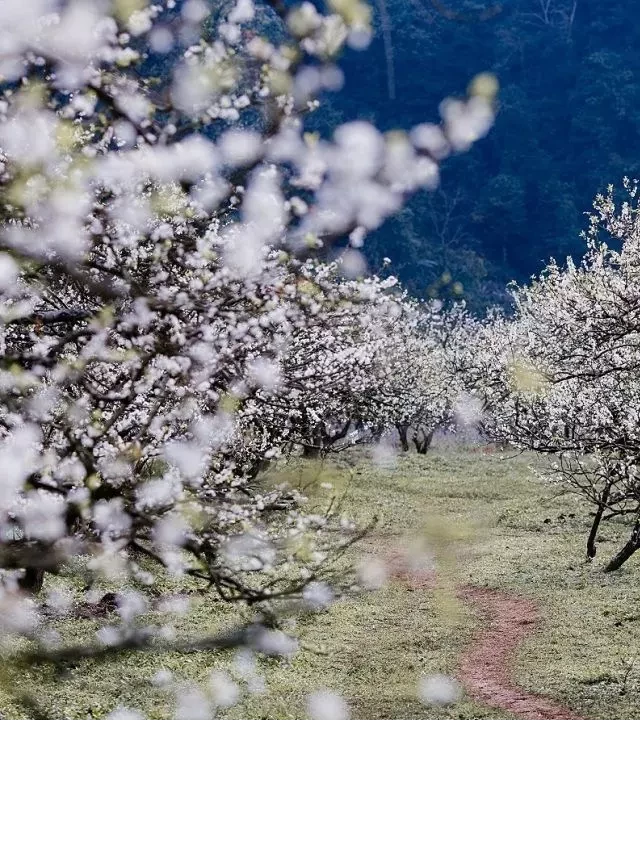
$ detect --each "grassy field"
[4,442,640,719]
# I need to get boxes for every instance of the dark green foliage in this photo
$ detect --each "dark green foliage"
[311,0,640,310]
[147,1,640,311]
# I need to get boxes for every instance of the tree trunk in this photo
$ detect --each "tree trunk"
[302,443,322,458]
[415,428,435,455]
[604,519,640,573]
[323,420,351,447]
[396,423,409,452]
[302,423,325,457]
[333,420,351,441]
[587,484,610,559]
[18,567,46,594]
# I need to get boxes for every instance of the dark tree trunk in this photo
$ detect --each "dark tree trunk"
[604,519,640,573]
[302,423,326,457]
[302,443,322,458]
[587,484,611,560]
[396,423,409,452]
[415,428,435,455]
[333,421,351,442]
[322,421,352,447]
[18,567,45,594]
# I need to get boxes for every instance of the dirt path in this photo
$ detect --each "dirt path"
[457,586,579,720]
[383,542,579,719]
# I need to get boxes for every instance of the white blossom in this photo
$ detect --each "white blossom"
[209,670,241,710]
[418,675,462,707]
[357,558,388,591]
[174,685,211,720]
[107,706,146,720]
[307,690,350,720]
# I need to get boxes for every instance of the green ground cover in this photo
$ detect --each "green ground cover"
[3,444,640,719]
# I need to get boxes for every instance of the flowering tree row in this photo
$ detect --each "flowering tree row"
[0,0,495,703]
[240,270,475,458]
[468,183,640,572]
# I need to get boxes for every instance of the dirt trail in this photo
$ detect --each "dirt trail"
[457,586,579,720]
[382,542,579,719]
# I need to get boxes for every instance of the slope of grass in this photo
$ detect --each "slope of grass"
[3,443,640,719]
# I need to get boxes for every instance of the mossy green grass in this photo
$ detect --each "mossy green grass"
[3,445,640,719]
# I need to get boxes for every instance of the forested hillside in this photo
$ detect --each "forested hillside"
[317,0,640,309]
[144,0,640,310]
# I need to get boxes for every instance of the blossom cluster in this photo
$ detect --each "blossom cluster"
[468,183,640,571]
[0,0,495,710]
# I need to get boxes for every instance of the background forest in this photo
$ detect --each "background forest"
[314,0,640,310]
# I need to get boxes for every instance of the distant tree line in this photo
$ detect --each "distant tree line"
[314,0,640,311]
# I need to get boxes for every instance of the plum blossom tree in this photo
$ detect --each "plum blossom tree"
[477,183,640,572]
[240,265,474,457]
[390,299,474,453]
[0,0,496,706]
